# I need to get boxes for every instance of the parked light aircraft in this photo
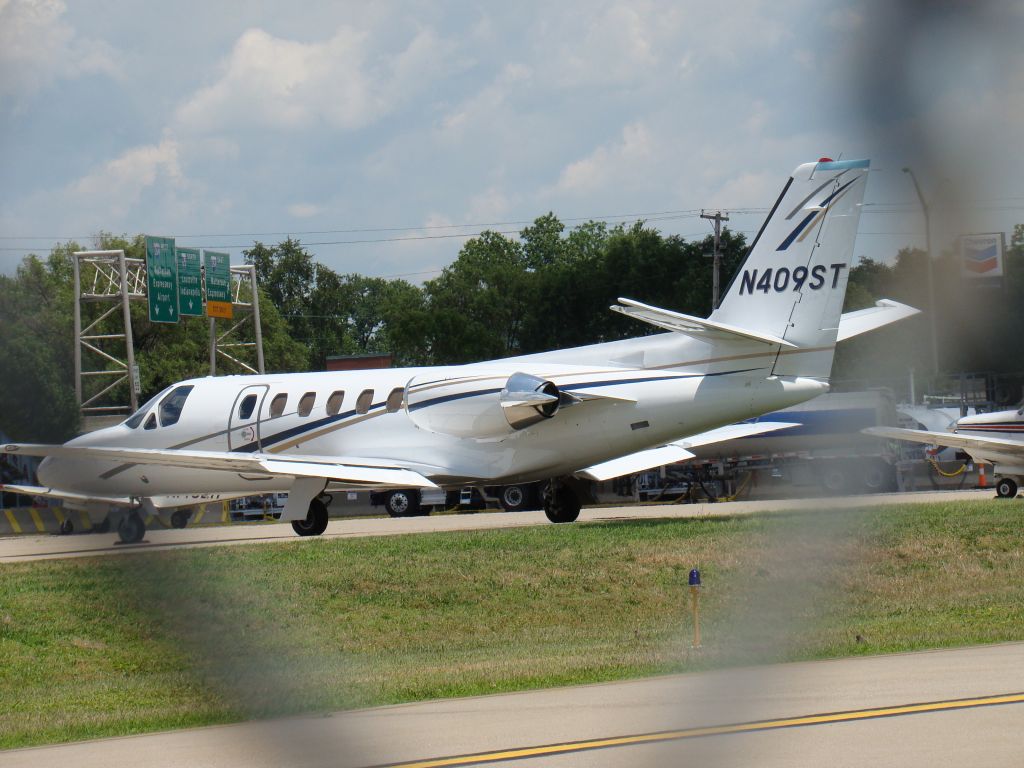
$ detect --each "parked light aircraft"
[866,408,1024,498]
[2,158,918,543]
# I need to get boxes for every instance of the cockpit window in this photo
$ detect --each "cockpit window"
[159,385,194,427]
[144,413,157,430]
[124,390,166,429]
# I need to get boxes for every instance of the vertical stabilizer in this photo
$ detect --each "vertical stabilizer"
[712,159,870,378]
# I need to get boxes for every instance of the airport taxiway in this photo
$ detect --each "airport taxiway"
[4,641,1023,767]
[0,488,997,562]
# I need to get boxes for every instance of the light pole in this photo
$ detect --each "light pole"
[903,167,939,376]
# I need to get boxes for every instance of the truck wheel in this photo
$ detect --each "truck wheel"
[499,484,532,512]
[821,466,848,494]
[384,490,420,517]
[996,477,1018,499]
[861,461,894,492]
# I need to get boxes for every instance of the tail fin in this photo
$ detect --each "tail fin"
[712,158,870,378]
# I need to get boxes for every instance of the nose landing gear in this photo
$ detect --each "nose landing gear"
[117,510,146,544]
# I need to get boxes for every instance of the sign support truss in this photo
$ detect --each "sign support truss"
[73,250,265,430]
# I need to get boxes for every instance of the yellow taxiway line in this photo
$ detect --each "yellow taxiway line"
[378,691,1024,767]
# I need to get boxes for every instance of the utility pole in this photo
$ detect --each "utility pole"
[701,210,730,310]
[903,167,939,375]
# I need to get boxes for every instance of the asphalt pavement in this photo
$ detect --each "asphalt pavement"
[5,642,1023,767]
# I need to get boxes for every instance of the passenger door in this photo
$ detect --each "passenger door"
[229,385,269,451]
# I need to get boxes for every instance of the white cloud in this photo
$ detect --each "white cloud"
[287,203,323,218]
[466,186,511,222]
[553,122,653,195]
[176,25,452,133]
[64,139,183,216]
[0,0,120,102]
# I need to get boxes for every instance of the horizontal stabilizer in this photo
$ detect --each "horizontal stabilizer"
[1,444,439,489]
[837,300,920,342]
[611,297,795,347]
[863,426,1024,454]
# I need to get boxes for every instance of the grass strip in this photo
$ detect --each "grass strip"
[2,499,1024,749]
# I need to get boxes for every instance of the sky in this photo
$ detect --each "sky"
[1,0,1022,281]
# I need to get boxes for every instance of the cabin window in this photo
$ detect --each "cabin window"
[144,413,157,430]
[238,394,257,420]
[356,389,374,415]
[326,390,344,415]
[269,393,288,418]
[386,387,404,413]
[158,385,194,427]
[297,392,316,417]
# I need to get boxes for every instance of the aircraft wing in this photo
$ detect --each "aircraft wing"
[575,421,799,481]
[610,297,796,347]
[1,444,440,489]
[0,484,133,507]
[863,426,1024,454]
[836,300,920,341]
[575,445,697,482]
[676,421,800,449]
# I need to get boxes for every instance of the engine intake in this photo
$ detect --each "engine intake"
[500,372,561,429]
[405,371,565,440]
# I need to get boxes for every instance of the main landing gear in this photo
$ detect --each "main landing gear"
[292,497,329,536]
[543,478,583,523]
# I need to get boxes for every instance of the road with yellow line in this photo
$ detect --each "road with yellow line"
[4,642,1023,767]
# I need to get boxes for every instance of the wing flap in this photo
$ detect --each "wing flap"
[611,297,795,348]
[0,484,133,507]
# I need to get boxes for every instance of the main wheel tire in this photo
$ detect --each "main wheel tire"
[170,509,190,529]
[59,519,74,535]
[996,477,1018,499]
[292,498,329,536]
[117,512,145,544]
[384,490,420,518]
[544,486,581,523]
[499,484,531,512]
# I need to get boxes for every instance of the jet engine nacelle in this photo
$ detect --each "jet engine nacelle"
[406,371,563,440]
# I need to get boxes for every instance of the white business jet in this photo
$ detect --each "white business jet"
[2,158,917,542]
[866,408,1024,498]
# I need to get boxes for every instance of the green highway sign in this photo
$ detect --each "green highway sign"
[204,250,233,319]
[176,247,203,316]
[145,235,178,323]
